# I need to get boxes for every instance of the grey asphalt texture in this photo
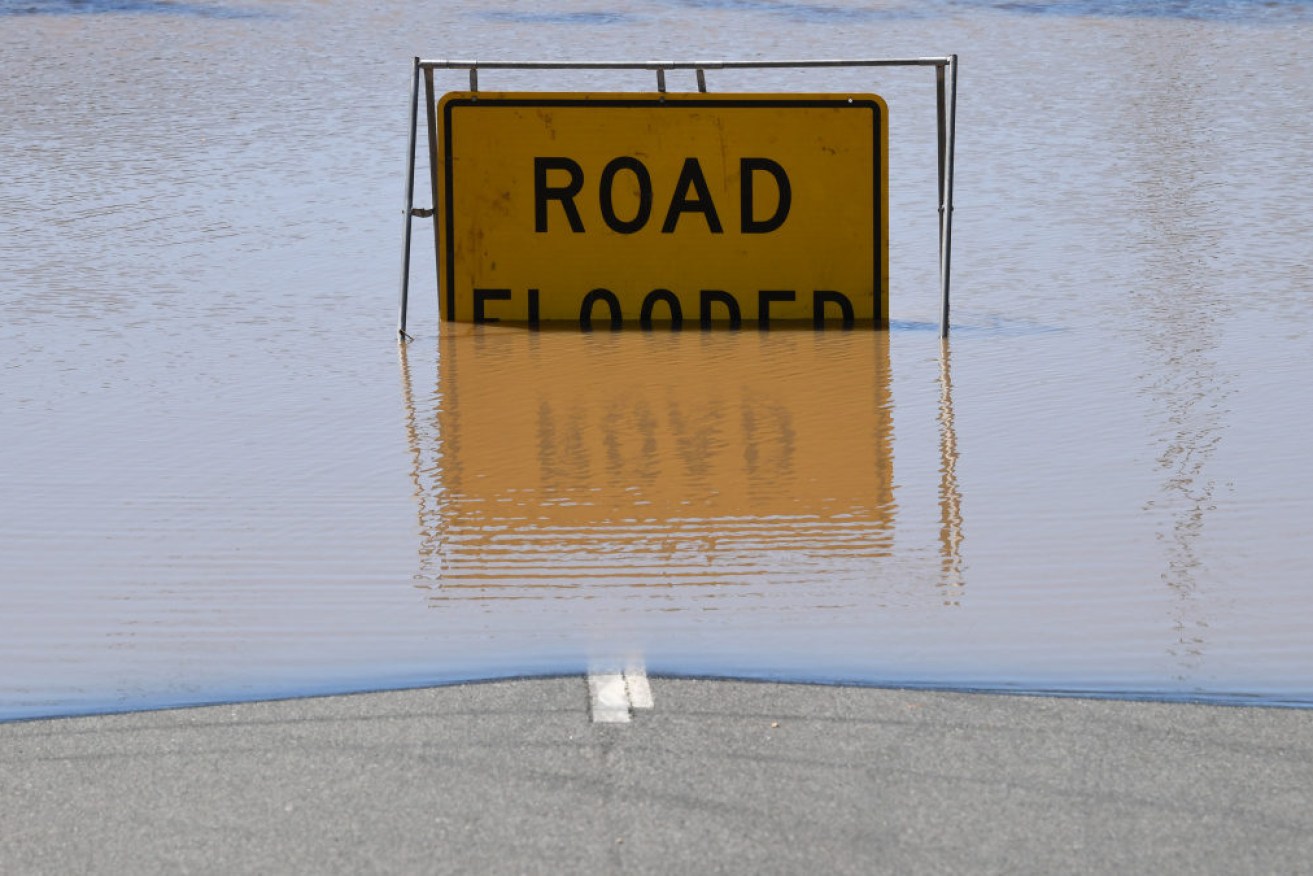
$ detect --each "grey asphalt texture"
[3,678,1312,874]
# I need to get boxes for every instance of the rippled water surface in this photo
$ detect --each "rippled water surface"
[4,0,1313,720]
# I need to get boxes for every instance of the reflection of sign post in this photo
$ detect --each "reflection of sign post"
[435,93,888,327]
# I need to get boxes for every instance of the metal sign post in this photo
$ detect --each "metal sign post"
[399,57,957,338]
[936,55,958,340]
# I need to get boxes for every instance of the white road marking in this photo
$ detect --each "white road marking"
[624,667,653,710]
[588,672,631,723]
[587,662,655,723]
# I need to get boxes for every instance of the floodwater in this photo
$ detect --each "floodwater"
[3,0,1313,721]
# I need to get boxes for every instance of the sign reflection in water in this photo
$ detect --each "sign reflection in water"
[401,326,964,617]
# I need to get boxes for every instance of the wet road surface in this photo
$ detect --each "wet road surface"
[4,679,1312,873]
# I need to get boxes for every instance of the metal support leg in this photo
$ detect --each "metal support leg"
[398,58,421,341]
[936,65,946,242]
[423,66,445,321]
[937,55,958,339]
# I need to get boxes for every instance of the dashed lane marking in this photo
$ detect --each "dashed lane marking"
[625,667,653,711]
[588,664,653,723]
[588,673,631,723]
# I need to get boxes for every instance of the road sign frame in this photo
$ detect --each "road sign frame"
[399,57,957,338]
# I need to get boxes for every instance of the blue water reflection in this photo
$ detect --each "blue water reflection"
[472,11,639,26]
[2,0,264,17]
[983,0,1313,22]
[657,0,1307,24]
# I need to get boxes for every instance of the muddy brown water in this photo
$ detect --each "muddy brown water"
[3,0,1313,719]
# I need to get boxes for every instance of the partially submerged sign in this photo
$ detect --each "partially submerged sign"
[435,92,888,327]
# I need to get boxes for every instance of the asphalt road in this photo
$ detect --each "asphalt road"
[3,678,1312,874]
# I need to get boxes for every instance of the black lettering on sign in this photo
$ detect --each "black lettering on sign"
[599,157,654,234]
[740,158,792,234]
[473,288,512,323]
[534,157,585,232]
[662,158,723,234]
[699,290,742,330]
[579,288,623,331]
[527,288,540,328]
[640,289,683,330]
[757,290,795,329]
[812,290,854,329]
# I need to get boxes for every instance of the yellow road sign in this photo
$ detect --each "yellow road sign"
[435,92,888,327]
